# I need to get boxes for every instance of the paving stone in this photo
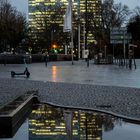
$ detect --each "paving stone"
[0,78,140,121]
[0,60,140,121]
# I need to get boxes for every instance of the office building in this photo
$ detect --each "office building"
[29,104,103,139]
[28,0,102,52]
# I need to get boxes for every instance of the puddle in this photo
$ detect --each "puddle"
[2,104,140,140]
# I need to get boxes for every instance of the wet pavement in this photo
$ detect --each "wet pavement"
[0,59,140,121]
[1,59,140,88]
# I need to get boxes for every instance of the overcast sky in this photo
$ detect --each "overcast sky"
[9,0,139,16]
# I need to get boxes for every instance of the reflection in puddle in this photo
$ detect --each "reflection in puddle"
[29,104,140,140]
[2,104,140,140]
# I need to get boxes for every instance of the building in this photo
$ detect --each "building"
[29,104,103,139]
[28,0,102,54]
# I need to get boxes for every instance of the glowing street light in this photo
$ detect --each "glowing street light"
[52,44,57,49]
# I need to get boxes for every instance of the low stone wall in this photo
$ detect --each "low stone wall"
[44,54,72,61]
[0,54,43,64]
[57,54,72,61]
[0,54,24,64]
[0,54,74,64]
[31,54,44,62]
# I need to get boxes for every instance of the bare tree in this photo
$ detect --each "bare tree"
[101,0,130,44]
[0,0,27,52]
[134,6,140,16]
[79,0,130,50]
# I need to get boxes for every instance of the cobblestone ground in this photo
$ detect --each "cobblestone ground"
[0,60,140,121]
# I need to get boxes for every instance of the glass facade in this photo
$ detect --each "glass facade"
[29,104,103,139]
[28,0,102,50]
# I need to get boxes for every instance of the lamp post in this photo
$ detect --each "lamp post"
[77,0,80,59]
[85,0,87,50]
[123,28,126,65]
[104,45,107,59]
[85,0,89,67]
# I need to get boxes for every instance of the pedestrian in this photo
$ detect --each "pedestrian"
[128,49,133,69]
[44,52,49,67]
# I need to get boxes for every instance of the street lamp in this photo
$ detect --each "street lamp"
[85,0,87,50]
[52,44,57,49]
[85,0,89,67]
[77,0,80,59]
[123,28,126,65]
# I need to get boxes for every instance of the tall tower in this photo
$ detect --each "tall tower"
[28,0,102,52]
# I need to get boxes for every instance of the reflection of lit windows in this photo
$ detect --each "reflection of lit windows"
[29,105,104,139]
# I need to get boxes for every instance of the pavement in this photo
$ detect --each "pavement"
[0,59,140,121]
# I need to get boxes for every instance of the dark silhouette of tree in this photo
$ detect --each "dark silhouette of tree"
[0,0,27,52]
[127,12,140,57]
[79,0,130,54]
[134,6,140,16]
[128,15,140,42]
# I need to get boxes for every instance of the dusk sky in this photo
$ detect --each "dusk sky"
[10,0,139,17]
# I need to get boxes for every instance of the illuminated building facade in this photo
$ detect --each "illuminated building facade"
[28,0,102,51]
[29,105,103,139]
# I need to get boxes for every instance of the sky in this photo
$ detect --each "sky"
[10,0,28,16]
[9,0,139,17]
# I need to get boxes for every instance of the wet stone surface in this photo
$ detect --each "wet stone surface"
[0,60,140,121]
[0,78,140,121]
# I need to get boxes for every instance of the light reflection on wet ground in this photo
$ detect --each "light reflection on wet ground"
[1,60,140,88]
[3,104,140,140]
[1,60,140,139]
